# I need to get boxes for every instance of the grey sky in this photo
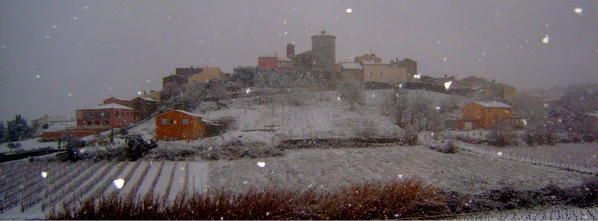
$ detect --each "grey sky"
[1,0,597,121]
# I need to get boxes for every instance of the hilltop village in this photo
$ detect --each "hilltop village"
[25,31,532,144]
[1,31,597,220]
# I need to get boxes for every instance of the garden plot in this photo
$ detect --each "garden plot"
[208,145,592,194]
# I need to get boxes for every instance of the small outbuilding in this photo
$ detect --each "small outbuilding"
[155,109,221,140]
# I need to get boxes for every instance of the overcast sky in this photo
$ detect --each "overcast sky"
[0,0,597,121]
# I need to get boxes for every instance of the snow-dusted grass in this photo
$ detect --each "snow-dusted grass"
[196,89,405,145]
[0,138,58,153]
[462,206,598,220]
[453,140,598,175]
[0,160,208,220]
[207,145,592,194]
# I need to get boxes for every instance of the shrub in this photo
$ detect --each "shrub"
[47,179,450,220]
[437,140,457,154]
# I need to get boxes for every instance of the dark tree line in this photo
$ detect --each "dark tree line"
[0,115,33,143]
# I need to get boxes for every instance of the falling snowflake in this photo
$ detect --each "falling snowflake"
[574,7,583,15]
[371,93,376,98]
[442,57,448,62]
[497,151,503,156]
[73,16,78,21]
[45,35,51,39]
[435,106,441,111]
[35,75,40,79]
[40,171,48,178]
[137,91,142,95]
[522,119,527,126]
[113,178,125,189]
[67,92,72,97]
[413,74,421,79]
[282,20,287,25]
[257,161,266,168]
[146,79,151,83]
[108,86,112,90]
[444,81,452,90]
[52,25,57,29]
[436,40,441,45]
[283,31,288,35]
[397,174,403,179]
[345,8,352,14]
[542,35,550,44]
[83,5,89,10]
[337,96,341,101]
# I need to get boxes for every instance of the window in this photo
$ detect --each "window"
[161,119,169,125]
[182,119,189,125]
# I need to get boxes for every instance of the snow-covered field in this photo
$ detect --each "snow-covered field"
[196,89,405,145]
[0,160,207,220]
[208,145,591,194]
[0,138,58,154]
[461,206,598,220]
[0,144,592,219]
[453,140,598,175]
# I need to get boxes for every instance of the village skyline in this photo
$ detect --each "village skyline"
[1,0,598,121]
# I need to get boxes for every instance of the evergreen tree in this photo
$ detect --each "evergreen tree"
[0,121,5,143]
[6,115,32,142]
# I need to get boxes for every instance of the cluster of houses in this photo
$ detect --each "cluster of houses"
[31,31,531,144]
[39,95,159,141]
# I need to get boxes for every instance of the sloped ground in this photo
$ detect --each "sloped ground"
[461,206,598,220]
[207,145,592,194]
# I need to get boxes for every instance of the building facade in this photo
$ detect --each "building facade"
[362,63,409,83]
[76,103,138,129]
[354,53,382,64]
[457,101,515,130]
[257,56,278,69]
[132,96,158,120]
[155,110,208,140]
[188,67,223,84]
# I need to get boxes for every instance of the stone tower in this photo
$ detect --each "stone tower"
[311,30,336,73]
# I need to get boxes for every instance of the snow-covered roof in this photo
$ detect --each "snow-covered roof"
[87,103,134,110]
[586,111,598,118]
[173,109,203,117]
[138,96,157,102]
[46,115,74,122]
[106,96,131,101]
[473,101,512,108]
[340,63,362,69]
[361,61,386,65]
